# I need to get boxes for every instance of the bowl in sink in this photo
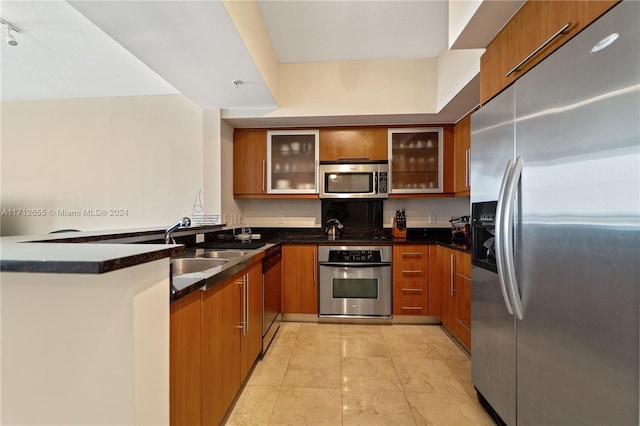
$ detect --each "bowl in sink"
[198,250,247,259]
[171,258,227,275]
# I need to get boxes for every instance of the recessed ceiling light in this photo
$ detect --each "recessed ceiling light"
[232,80,243,87]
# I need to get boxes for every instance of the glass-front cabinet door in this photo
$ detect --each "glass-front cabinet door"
[267,130,319,194]
[388,127,443,194]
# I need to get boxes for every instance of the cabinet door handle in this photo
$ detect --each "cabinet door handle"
[450,254,455,296]
[238,275,247,335]
[402,270,423,275]
[312,250,317,286]
[262,160,266,192]
[401,252,423,257]
[244,274,249,334]
[401,288,423,293]
[465,148,470,188]
[337,156,369,161]
[402,306,423,311]
[506,23,571,77]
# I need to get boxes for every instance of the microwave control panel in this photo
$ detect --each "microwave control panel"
[378,172,388,194]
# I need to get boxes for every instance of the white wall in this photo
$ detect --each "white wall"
[220,119,243,227]
[1,95,205,236]
[276,58,438,117]
[437,48,483,111]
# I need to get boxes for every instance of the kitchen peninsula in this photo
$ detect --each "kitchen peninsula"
[0,226,221,426]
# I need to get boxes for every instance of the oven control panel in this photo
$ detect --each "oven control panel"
[327,250,382,263]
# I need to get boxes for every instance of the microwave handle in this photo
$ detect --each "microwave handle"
[374,171,378,194]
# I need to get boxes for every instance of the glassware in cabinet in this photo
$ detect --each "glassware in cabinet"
[388,127,443,193]
[267,130,319,194]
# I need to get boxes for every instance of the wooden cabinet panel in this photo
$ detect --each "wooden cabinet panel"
[201,274,242,426]
[241,262,264,380]
[428,245,444,317]
[171,258,264,426]
[453,113,471,195]
[480,0,617,104]
[440,246,458,332]
[320,127,388,161]
[393,245,429,315]
[282,245,318,314]
[234,129,267,196]
[430,246,472,351]
[170,290,201,426]
[457,275,472,350]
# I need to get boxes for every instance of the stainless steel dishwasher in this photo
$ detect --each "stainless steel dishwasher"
[262,244,282,354]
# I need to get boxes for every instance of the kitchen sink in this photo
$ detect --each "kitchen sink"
[198,250,247,259]
[171,258,227,275]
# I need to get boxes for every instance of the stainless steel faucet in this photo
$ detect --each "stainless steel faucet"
[164,217,191,244]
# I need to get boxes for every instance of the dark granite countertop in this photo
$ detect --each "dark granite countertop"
[0,224,468,288]
[0,224,224,274]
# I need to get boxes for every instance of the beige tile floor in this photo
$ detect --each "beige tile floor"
[226,322,495,426]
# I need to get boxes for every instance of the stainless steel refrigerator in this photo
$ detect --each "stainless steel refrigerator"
[470,2,639,425]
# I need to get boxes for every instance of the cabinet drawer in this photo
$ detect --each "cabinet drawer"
[393,296,428,316]
[393,282,428,298]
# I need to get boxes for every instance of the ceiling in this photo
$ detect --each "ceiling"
[0,1,519,125]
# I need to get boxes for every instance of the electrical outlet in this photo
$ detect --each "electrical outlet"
[278,215,284,224]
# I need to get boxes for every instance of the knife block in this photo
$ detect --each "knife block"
[392,218,407,239]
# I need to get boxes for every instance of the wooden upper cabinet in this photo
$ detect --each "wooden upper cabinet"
[480,0,618,104]
[453,113,471,195]
[233,129,267,196]
[319,128,388,161]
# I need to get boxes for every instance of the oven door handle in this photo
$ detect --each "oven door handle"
[318,262,392,268]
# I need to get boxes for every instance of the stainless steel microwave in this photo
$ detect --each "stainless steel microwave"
[318,161,389,199]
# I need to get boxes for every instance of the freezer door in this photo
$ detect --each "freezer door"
[514,2,640,424]
[471,266,516,426]
[470,84,517,425]
[470,85,515,204]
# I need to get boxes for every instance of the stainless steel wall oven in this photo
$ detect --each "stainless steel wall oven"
[318,245,392,318]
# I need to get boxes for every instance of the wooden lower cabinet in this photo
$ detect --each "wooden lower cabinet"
[428,245,472,351]
[241,262,264,379]
[170,290,202,426]
[171,259,263,426]
[455,252,471,350]
[201,273,242,425]
[282,244,318,314]
[392,245,429,315]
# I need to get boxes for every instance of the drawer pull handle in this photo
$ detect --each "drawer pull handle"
[401,288,422,293]
[402,270,423,275]
[402,306,423,311]
[402,252,423,257]
[506,23,570,77]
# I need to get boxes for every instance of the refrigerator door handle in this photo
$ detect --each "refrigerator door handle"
[495,159,515,315]
[503,156,525,320]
